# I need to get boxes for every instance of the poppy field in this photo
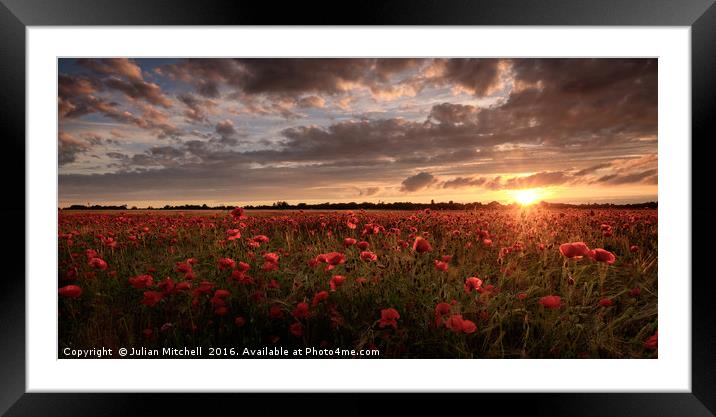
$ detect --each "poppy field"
[58,207,658,358]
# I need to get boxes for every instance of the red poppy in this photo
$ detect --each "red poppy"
[128,274,154,289]
[237,261,251,272]
[175,262,192,274]
[253,235,270,244]
[590,248,616,264]
[231,206,247,220]
[322,252,345,265]
[464,277,483,293]
[629,287,642,297]
[360,251,378,262]
[234,316,246,327]
[378,308,400,329]
[644,331,658,350]
[141,291,163,307]
[260,261,277,272]
[158,277,175,294]
[289,322,304,337]
[598,298,614,307]
[269,305,284,319]
[218,257,236,270]
[538,295,562,309]
[226,229,242,240]
[483,239,492,247]
[312,290,329,307]
[58,284,82,298]
[630,245,640,253]
[264,252,280,264]
[292,302,310,319]
[461,319,477,334]
[357,241,370,250]
[559,242,591,259]
[445,314,464,332]
[517,292,527,300]
[434,260,449,271]
[344,237,357,247]
[444,314,475,334]
[176,281,192,291]
[88,257,108,270]
[412,237,432,253]
[329,275,346,291]
[435,302,451,316]
[214,289,231,298]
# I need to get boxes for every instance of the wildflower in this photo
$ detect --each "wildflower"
[226,229,241,240]
[378,308,400,329]
[598,298,614,307]
[88,257,108,270]
[644,331,658,350]
[412,237,432,253]
[434,260,449,271]
[289,322,304,337]
[538,295,562,309]
[312,290,329,307]
[360,251,378,262]
[464,277,483,293]
[58,285,82,298]
[218,258,236,270]
[329,275,346,291]
[141,291,163,307]
[292,302,310,319]
[269,305,284,319]
[590,248,616,264]
[559,242,591,259]
[231,206,247,220]
[128,274,153,289]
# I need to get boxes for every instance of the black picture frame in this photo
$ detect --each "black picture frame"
[2,1,714,415]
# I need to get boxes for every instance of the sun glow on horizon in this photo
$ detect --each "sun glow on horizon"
[512,189,541,206]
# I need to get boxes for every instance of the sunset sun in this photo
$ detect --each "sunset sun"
[513,189,540,206]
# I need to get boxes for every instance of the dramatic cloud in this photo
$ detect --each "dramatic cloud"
[57,58,658,205]
[76,58,144,82]
[59,132,91,165]
[401,172,438,192]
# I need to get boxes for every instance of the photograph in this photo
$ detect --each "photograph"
[57,57,658,359]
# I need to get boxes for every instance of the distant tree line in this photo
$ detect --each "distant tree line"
[62,200,657,211]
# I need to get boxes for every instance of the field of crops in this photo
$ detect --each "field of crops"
[58,207,658,358]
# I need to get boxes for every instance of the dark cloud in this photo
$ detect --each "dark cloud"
[158,58,425,100]
[428,103,480,125]
[59,132,90,165]
[574,162,612,176]
[595,169,657,185]
[400,172,437,192]
[503,171,571,189]
[359,187,380,197]
[214,119,239,145]
[297,95,325,108]
[103,77,172,107]
[426,58,504,96]
[178,93,213,123]
[442,176,486,189]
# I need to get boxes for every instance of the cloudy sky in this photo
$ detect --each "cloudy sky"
[58,58,657,207]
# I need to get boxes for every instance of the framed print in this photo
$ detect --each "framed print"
[2,0,715,415]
